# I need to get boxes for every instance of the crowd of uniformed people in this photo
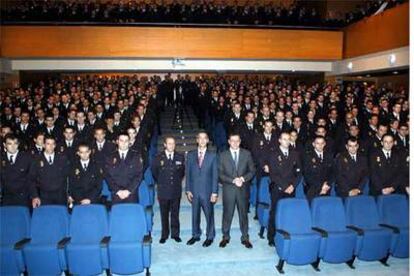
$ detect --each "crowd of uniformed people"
[0,74,409,248]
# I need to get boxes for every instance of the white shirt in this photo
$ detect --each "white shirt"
[264,133,272,141]
[350,153,357,161]
[44,152,55,164]
[81,159,90,170]
[20,123,28,131]
[7,151,18,164]
[247,123,254,129]
[280,146,289,157]
[165,150,174,160]
[382,149,391,159]
[119,149,128,159]
[97,140,105,150]
[66,140,74,147]
[315,149,323,160]
[197,147,207,158]
[77,124,85,131]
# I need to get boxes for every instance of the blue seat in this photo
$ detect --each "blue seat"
[295,176,306,199]
[275,198,321,273]
[65,204,109,276]
[377,194,409,258]
[249,176,257,208]
[311,197,357,267]
[345,196,392,264]
[107,204,152,275]
[101,179,112,201]
[0,206,31,276]
[257,176,270,238]
[22,206,69,276]
[138,180,154,232]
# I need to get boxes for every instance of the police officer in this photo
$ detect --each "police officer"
[29,131,45,157]
[303,136,335,201]
[0,134,33,206]
[104,132,143,204]
[57,125,78,164]
[30,135,71,207]
[68,143,103,205]
[264,132,301,246]
[151,136,185,244]
[335,137,369,198]
[369,134,401,196]
[91,127,116,171]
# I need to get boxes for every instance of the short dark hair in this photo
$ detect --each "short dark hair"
[346,137,359,144]
[4,133,19,143]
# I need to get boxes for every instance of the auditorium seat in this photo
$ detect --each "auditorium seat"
[275,198,321,273]
[65,204,109,275]
[0,206,30,276]
[345,196,392,265]
[249,176,257,209]
[138,180,154,232]
[257,176,271,239]
[22,205,70,275]
[107,204,152,275]
[311,197,357,267]
[101,179,112,201]
[294,177,306,199]
[377,194,409,258]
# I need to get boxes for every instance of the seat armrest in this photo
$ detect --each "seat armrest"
[143,234,152,246]
[275,229,291,239]
[379,224,400,234]
[346,225,364,236]
[257,202,270,208]
[14,238,31,250]
[57,237,71,249]
[312,227,328,237]
[100,236,111,247]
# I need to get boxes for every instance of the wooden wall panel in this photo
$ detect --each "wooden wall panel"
[343,2,409,58]
[1,26,343,60]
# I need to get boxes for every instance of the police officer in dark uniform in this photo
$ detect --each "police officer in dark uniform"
[369,134,401,196]
[104,133,143,204]
[335,137,369,198]
[0,134,33,206]
[68,143,103,205]
[303,136,335,201]
[264,132,301,246]
[151,136,185,244]
[30,135,71,207]
[91,127,116,171]
[57,125,79,164]
[29,131,45,157]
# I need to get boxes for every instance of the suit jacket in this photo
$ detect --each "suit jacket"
[0,151,33,196]
[218,148,256,187]
[91,140,116,169]
[68,159,103,203]
[185,150,218,199]
[335,152,368,197]
[369,149,401,196]
[303,150,335,197]
[104,150,143,194]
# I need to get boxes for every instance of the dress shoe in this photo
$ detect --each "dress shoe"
[268,240,275,247]
[253,215,258,220]
[186,237,200,245]
[172,237,182,243]
[242,240,253,249]
[202,239,213,247]
[219,239,229,248]
[159,238,167,244]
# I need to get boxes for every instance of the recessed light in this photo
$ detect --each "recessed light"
[389,54,396,65]
[366,74,371,77]
[393,71,399,74]
[347,62,353,71]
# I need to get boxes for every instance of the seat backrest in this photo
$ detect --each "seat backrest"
[377,194,409,228]
[145,168,154,185]
[311,197,347,231]
[30,205,69,244]
[139,180,151,207]
[345,195,379,229]
[258,176,270,205]
[276,198,312,234]
[69,204,108,243]
[109,204,147,242]
[0,206,30,246]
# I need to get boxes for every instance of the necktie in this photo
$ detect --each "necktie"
[121,153,125,161]
[9,155,14,164]
[48,156,53,165]
[319,153,323,161]
[198,152,204,168]
[98,144,102,151]
[386,152,390,160]
[233,151,238,167]
[352,155,356,162]
[83,163,87,171]
[284,151,288,158]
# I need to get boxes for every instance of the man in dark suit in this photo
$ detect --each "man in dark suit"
[218,133,256,249]
[151,136,185,244]
[303,136,335,201]
[57,126,79,164]
[264,132,301,246]
[68,143,103,205]
[395,123,409,151]
[185,131,218,247]
[335,137,369,198]
[28,131,45,157]
[91,127,116,171]
[239,111,258,151]
[30,135,71,207]
[42,113,62,142]
[0,134,33,206]
[75,111,93,144]
[104,133,144,204]
[224,102,244,136]
[14,111,36,151]
[369,134,401,196]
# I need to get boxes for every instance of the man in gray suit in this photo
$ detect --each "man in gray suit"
[218,132,256,249]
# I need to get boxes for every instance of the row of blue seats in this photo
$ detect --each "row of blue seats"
[274,194,409,273]
[0,204,152,276]
[255,176,370,236]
